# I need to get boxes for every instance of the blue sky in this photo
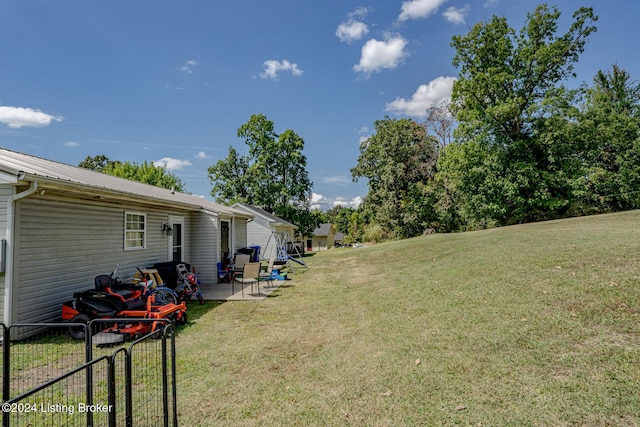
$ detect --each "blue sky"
[0,0,637,210]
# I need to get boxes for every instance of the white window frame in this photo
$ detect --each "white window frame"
[124,211,147,251]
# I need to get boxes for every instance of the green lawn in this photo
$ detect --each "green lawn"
[176,211,640,426]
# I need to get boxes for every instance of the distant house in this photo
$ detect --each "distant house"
[0,148,252,325]
[306,223,335,251]
[334,232,345,247]
[232,203,298,260]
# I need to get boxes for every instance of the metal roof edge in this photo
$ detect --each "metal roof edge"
[232,203,297,228]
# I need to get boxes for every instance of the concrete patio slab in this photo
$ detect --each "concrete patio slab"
[198,279,284,301]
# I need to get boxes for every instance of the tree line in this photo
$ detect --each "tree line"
[79,5,640,244]
[347,4,640,241]
[79,113,321,237]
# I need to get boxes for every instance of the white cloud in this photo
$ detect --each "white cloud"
[0,106,63,128]
[259,60,303,80]
[322,175,352,185]
[385,76,456,118]
[336,8,370,44]
[310,193,363,211]
[180,59,198,74]
[399,0,448,21]
[484,0,499,8]
[359,135,370,146]
[310,192,329,211]
[336,21,369,44]
[443,5,470,24]
[333,196,363,209]
[63,141,79,147]
[195,151,209,159]
[311,193,327,203]
[349,6,370,18]
[353,35,408,74]
[154,157,192,171]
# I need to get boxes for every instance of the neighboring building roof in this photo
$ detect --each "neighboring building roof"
[334,232,344,241]
[312,223,333,237]
[0,148,251,218]
[232,203,298,229]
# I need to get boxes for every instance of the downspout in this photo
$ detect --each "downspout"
[4,180,38,325]
[230,215,236,255]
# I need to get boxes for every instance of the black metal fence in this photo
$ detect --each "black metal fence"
[0,319,177,427]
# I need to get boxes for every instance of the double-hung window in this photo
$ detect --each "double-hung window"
[125,211,146,250]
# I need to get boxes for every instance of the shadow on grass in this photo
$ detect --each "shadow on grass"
[180,300,226,325]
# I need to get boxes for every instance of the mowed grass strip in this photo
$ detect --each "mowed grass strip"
[176,211,640,426]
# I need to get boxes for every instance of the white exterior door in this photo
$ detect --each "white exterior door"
[169,216,185,261]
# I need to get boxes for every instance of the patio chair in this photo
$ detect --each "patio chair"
[259,258,277,288]
[234,262,261,297]
[229,253,251,294]
[234,253,250,270]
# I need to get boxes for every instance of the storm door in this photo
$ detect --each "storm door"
[221,220,230,262]
[170,216,184,262]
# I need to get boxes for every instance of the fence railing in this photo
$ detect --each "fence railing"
[0,320,177,427]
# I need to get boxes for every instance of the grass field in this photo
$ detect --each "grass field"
[176,211,640,426]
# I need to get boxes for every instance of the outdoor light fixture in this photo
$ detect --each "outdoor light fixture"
[161,223,173,236]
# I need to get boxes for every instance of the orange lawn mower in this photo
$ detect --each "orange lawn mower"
[62,265,187,344]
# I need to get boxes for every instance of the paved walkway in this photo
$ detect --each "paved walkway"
[199,278,284,301]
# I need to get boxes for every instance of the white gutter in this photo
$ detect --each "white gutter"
[4,180,38,325]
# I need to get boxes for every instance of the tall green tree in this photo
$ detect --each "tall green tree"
[434,141,508,230]
[447,4,598,226]
[325,206,352,234]
[351,117,439,238]
[78,154,117,172]
[579,65,640,210]
[208,147,251,205]
[104,161,187,192]
[79,156,187,192]
[208,114,315,232]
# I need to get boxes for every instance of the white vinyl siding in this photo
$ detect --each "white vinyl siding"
[246,218,297,260]
[13,196,184,324]
[190,212,217,285]
[234,218,247,252]
[246,216,275,259]
[0,185,13,321]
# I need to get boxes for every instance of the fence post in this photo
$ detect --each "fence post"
[161,328,169,427]
[125,347,133,427]
[86,321,94,427]
[2,324,9,427]
[170,325,178,427]
[108,350,122,427]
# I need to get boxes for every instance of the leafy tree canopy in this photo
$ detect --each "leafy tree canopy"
[78,154,116,172]
[444,4,598,225]
[208,113,316,235]
[79,155,187,192]
[352,116,439,238]
[578,65,640,210]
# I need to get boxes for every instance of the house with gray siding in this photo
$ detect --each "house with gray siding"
[0,148,252,325]
[232,203,298,260]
